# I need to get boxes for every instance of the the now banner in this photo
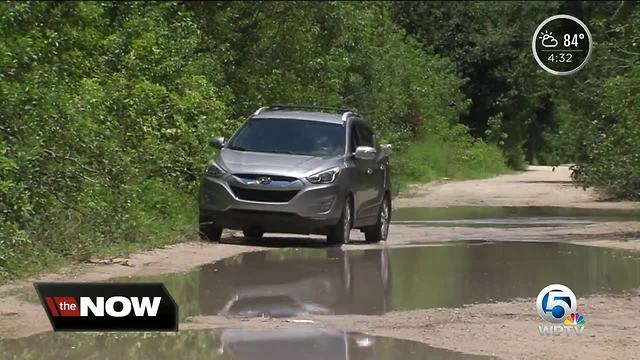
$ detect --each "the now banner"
[34,282,178,331]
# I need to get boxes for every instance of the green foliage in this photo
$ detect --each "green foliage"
[393,1,640,197]
[392,124,509,194]
[391,1,559,169]
[554,3,640,199]
[0,1,508,280]
[0,2,233,279]
[187,2,468,144]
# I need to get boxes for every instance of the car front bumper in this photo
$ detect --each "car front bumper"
[199,174,345,234]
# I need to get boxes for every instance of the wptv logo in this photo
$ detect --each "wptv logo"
[536,284,585,336]
[35,282,178,331]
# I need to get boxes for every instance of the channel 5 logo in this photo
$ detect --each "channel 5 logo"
[34,282,178,331]
[536,284,576,323]
[536,284,585,336]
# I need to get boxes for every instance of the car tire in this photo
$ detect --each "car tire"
[199,214,222,242]
[327,196,352,246]
[364,194,391,243]
[243,229,264,239]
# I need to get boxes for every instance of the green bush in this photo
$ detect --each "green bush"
[0,2,510,280]
[0,2,234,278]
[569,64,640,199]
[551,6,640,200]
[392,123,509,193]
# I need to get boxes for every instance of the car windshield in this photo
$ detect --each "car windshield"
[227,118,346,156]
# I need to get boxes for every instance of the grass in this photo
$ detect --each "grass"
[391,133,511,195]
[0,183,200,283]
[1,217,198,283]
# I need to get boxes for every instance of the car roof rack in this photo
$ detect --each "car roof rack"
[254,104,360,121]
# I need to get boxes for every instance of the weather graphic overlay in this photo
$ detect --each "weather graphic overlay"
[532,15,592,75]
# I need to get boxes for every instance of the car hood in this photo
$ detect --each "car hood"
[216,148,342,177]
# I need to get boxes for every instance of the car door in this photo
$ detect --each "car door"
[348,121,367,224]
[355,123,385,221]
[351,121,379,224]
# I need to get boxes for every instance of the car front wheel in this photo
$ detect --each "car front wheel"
[364,195,390,243]
[199,214,222,242]
[327,196,352,246]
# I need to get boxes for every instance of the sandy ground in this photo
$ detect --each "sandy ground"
[395,165,640,210]
[184,291,640,360]
[1,165,639,359]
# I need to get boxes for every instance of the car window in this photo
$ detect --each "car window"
[349,123,360,153]
[355,123,374,147]
[227,118,346,156]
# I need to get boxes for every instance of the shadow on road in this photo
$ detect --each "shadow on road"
[518,180,574,185]
[220,234,372,249]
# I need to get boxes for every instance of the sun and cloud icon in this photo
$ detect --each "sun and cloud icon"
[539,30,558,48]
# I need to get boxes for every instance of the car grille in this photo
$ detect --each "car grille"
[233,174,298,182]
[229,209,295,217]
[230,186,299,203]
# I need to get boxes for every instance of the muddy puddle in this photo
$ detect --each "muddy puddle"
[122,242,640,319]
[0,328,491,359]
[392,206,640,227]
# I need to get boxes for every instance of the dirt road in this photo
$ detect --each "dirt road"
[395,165,640,210]
[1,165,639,359]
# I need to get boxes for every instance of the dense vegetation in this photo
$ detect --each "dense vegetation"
[392,1,640,198]
[0,1,637,279]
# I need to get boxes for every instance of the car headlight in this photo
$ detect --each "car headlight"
[307,167,340,184]
[205,161,226,177]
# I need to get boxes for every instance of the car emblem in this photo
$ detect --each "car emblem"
[257,176,271,185]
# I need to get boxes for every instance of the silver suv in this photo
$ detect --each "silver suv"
[199,105,391,245]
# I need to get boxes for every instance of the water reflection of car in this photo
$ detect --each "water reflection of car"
[219,294,330,318]
[217,328,376,360]
[199,248,391,317]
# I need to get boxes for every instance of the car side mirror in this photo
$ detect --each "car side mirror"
[354,146,376,160]
[380,143,392,155]
[209,136,225,149]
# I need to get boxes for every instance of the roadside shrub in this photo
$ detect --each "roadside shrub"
[392,123,508,193]
[0,2,234,278]
[557,7,640,200]
[570,66,640,200]
[0,1,510,280]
